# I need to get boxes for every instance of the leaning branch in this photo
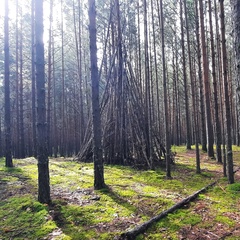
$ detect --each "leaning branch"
[120,181,217,240]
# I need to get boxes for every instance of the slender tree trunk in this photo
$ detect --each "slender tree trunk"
[143,0,153,168]
[35,0,51,203]
[219,0,234,183]
[15,0,20,158]
[52,40,58,158]
[231,0,240,146]
[180,0,191,150]
[214,0,226,174]
[195,0,207,152]
[88,0,105,189]
[199,0,214,158]
[4,0,13,167]
[47,0,53,156]
[60,0,65,157]
[151,0,161,135]
[19,6,25,158]
[184,0,200,172]
[209,0,222,163]
[31,0,37,158]
[159,0,171,178]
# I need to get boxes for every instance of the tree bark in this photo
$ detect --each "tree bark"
[88,0,105,189]
[180,0,192,150]
[143,0,153,168]
[31,0,37,158]
[159,0,171,178]
[195,0,207,152]
[209,0,222,163]
[19,6,25,158]
[231,0,240,146]
[4,0,13,167]
[185,0,200,173]
[35,0,51,203]
[199,0,215,158]
[47,0,53,156]
[219,0,234,183]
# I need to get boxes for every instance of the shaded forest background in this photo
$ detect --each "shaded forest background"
[0,0,239,169]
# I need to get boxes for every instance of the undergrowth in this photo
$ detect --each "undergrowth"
[0,145,239,239]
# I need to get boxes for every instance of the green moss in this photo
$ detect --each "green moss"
[227,183,240,192]
[1,150,240,239]
[0,195,56,239]
[171,145,188,153]
[215,215,235,227]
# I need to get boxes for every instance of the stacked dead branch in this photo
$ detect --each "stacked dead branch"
[74,57,167,169]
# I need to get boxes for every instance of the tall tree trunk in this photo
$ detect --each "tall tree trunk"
[195,0,207,152]
[35,0,51,203]
[15,0,20,158]
[19,6,25,158]
[47,0,53,156]
[199,0,215,158]
[184,0,200,172]
[214,0,226,174]
[88,0,105,189]
[180,0,191,150]
[219,0,234,183]
[143,0,153,168]
[60,0,66,157]
[159,0,171,178]
[4,0,13,167]
[31,0,37,158]
[52,39,58,158]
[231,0,240,146]
[151,0,160,135]
[209,0,222,163]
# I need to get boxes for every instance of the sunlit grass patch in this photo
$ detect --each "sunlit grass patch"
[1,146,240,239]
[0,195,57,239]
[138,208,201,240]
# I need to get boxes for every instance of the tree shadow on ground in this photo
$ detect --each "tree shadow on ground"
[0,166,34,201]
[99,185,137,212]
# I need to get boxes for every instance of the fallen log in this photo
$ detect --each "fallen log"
[119,181,217,240]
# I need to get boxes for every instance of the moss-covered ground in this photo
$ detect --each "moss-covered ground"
[0,146,240,239]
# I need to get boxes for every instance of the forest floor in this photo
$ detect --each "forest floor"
[0,146,240,240]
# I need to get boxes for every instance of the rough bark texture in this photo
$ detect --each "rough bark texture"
[180,0,191,150]
[209,0,222,163]
[159,0,171,178]
[88,0,105,189]
[35,0,51,203]
[232,0,240,145]
[4,0,13,168]
[195,0,207,153]
[219,0,234,184]
[31,0,37,158]
[199,0,215,158]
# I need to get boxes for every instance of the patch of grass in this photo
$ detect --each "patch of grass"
[227,183,240,192]
[140,209,201,239]
[232,145,240,151]
[171,145,188,153]
[0,195,56,239]
[1,146,240,239]
[215,215,235,228]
